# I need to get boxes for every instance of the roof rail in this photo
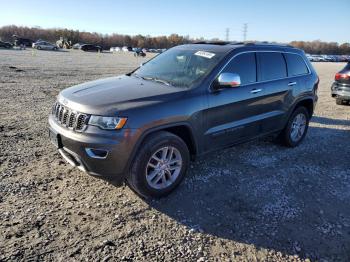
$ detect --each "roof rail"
[236,41,294,48]
[192,41,231,45]
[192,41,295,48]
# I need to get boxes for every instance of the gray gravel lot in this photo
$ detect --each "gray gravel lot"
[0,49,349,261]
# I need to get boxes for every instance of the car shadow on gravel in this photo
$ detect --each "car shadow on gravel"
[146,125,350,261]
[311,115,350,125]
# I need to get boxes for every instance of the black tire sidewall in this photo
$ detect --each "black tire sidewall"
[129,132,190,198]
[283,107,309,147]
[336,98,343,105]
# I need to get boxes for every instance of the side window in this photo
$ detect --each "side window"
[222,53,256,85]
[258,52,287,81]
[284,53,309,76]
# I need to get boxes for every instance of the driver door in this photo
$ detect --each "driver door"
[204,52,266,151]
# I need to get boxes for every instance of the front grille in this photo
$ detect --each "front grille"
[52,102,88,132]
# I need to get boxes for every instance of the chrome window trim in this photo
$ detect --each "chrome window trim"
[209,50,311,90]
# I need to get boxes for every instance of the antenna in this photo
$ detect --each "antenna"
[242,23,248,42]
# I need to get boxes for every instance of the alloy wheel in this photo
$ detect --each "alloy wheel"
[146,146,182,190]
[290,113,307,142]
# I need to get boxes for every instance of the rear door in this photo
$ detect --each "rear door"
[255,52,291,133]
[205,52,267,150]
[283,52,311,98]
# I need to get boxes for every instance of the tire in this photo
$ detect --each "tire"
[278,106,310,147]
[336,98,343,105]
[127,131,190,198]
[37,46,41,50]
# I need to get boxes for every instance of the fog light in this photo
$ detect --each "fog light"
[85,148,108,159]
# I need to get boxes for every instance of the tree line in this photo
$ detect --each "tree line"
[0,25,191,49]
[290,41,350,55]
[0,25,349,54]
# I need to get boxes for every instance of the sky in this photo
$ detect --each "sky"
[0,0,349,43]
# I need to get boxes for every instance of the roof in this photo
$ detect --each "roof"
[178,41,299,53]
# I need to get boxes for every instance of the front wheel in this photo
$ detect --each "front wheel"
[278,106,309,147]
[127,131,190,198]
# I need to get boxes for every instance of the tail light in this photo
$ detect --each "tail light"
[335,73,350,81]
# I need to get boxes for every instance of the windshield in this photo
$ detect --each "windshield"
[133,48,224,87]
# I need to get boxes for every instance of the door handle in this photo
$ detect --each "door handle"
[250,88,262,94]
[288,81,297,86]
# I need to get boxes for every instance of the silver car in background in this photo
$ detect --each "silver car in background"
[32,41,58,50]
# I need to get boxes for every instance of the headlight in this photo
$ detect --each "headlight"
[88,116,127,130]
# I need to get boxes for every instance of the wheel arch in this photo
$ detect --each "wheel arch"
[124,122,198,176]
[289,97,315,119]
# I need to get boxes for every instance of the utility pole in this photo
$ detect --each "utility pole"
[225,28,230,41]
[243,23,248,42]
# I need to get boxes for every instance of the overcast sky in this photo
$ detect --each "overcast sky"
[0,0,349,43]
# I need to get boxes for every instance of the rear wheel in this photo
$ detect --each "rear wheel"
[278,106,309,147]
[127,131,190,198]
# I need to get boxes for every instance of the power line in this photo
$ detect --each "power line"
[242,23,248,42]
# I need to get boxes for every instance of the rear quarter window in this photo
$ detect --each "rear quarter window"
[284,53,309,76]
[258,52,287,81]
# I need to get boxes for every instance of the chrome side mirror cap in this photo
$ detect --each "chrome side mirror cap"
[217,73,241,88]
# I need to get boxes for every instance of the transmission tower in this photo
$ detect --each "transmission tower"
[225,28,230,41]
[243,23,248,42]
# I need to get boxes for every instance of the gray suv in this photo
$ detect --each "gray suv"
[49,42,319,198]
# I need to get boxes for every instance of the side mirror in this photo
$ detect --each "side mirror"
[217,73,241,88]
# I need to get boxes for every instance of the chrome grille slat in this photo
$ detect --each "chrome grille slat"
[68,112,76,128]
[58,106,64,122]
[62,109,69,126]
[52,102,87,132]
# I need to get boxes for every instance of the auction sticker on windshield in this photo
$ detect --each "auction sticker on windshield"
[194,51,216,59]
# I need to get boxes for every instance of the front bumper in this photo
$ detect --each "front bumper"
[49,115,140,186]
[331,82,350,100]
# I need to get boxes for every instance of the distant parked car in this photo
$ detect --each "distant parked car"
[110,47,121,52]
[80,44,102,52]
[32,41,58,50]
[0,41,13,49]
[72,43,84,49]
[305,54,313,61]
[122,46,133,52]
[339,55,349,62]
[13,37,33,47]
[331,62,350,105]
[134,48,146,57]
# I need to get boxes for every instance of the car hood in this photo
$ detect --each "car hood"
[58,75,186,115]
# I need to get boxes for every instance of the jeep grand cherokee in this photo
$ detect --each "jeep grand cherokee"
[49,42,319,198]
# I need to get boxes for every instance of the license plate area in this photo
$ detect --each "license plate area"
[49,128,62,148]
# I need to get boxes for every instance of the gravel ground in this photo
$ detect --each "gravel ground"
[0,49,349,262]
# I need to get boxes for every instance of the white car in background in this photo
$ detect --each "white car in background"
[122,46,132,52]
[110,47,121,52]
[32,41,58,50]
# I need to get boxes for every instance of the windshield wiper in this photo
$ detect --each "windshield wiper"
[133,73,177,87]
[141,76,172,86]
